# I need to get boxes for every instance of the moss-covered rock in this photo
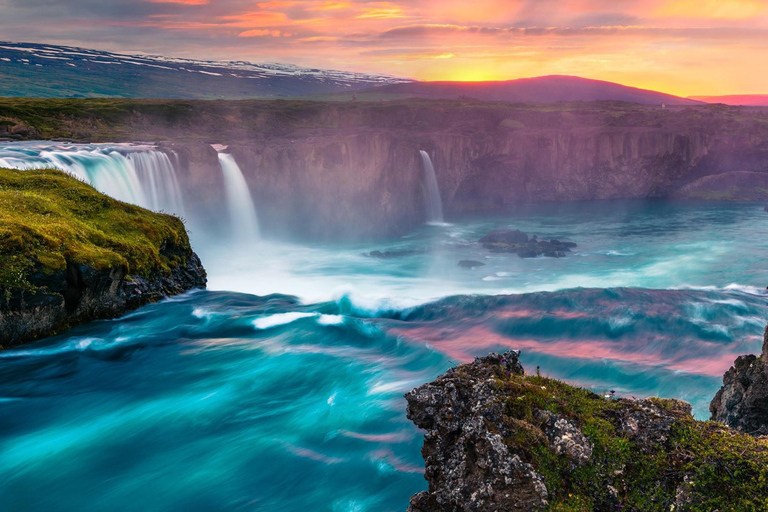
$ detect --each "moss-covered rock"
[0,167,206,347]
[406,351,768,511]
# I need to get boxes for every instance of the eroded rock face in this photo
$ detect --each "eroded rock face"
[710,325,768,434]
[0,249,206,348]
[405,351,715,511]
[405,352,550,511]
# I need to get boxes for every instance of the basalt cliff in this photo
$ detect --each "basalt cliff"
[3,99,768,238]
[0,168,206,347]
[406,350,768,511]
[710,324,768,435]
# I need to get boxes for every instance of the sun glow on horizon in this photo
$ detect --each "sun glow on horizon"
[1,0,768,96]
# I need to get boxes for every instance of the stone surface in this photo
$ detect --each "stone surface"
[710,325,768,434]
[0,249,206,348]
[404,350,764,510]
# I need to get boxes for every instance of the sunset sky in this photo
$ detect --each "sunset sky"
[2,0,768,96]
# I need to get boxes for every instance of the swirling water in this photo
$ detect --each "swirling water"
[2,200,768,511]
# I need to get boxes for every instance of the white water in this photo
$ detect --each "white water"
[419,150,444,224]
[216,152,260,244]
[0,142,185,217]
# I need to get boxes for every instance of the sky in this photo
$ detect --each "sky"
[1,0,768,96]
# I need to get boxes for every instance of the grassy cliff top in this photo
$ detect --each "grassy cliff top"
[499,372,768,510]
[0,167,191,289]
[1,97,767,143]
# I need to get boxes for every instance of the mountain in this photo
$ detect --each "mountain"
[690,95,768,106]
[359,75,701,105]
[0,42,410,99]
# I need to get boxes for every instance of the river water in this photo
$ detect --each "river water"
[1,143,767,511]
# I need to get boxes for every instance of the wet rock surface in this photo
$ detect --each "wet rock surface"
[710,325,768,434]
[407,350,768,511]
[458,260,486,269]
[0,249,206,348]
[479,230,577,258]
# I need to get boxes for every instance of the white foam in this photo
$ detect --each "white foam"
[317,315,345,326]
[252,312,316,330]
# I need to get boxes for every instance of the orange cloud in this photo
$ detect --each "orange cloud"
[7,0,768,96]
[239,29,291,37]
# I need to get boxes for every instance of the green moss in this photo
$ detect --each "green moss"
[0,167,191,290]
[492,372,768,511]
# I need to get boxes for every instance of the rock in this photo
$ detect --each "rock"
[479,229,529,245]
[458,260,485,269]
[0,250,206,348]
[710,324,768,434]
[480,230,577,259]
[368,249,424,259]
[405,351,549,511]
[0,168,207,347]
[536,410,592,466]
[407,350,768,510]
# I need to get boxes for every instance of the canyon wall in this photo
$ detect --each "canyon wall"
[5,99,768,238]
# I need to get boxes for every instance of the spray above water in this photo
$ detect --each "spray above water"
[419,150,444,224]
[216,151,260,244]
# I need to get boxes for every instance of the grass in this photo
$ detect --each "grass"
[1,97,767,143]
[0,167,191,290]
[483,369,768,511]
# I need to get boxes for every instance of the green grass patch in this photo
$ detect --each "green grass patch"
[490,371,768,510]
[0,167,191,290]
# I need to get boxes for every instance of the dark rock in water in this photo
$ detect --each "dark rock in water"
[479,229,529,245]
[367,249,424,259]
[0,251,206,349]
[480,230,577,259]
[710,324,768,434]
[407,350,768,511]
[458,260,485,269]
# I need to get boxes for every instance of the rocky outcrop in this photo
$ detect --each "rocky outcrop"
[0,248,206,348]
[479,229,577,258]
[407,350,768,511]
[710,325,768,434]
[0,167,207,348]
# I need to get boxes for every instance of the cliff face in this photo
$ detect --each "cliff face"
[710,325,768,434]
[0,168,207,347]
[162,102,768,239]
[406,351,768,511]
[0,253,206,347]
[4,99,768,238]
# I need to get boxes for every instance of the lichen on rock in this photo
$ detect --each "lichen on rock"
[407,350,768,511]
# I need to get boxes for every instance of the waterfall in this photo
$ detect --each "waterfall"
[419,150,444,224]
[216,152,260,243]
[0,143,185,217]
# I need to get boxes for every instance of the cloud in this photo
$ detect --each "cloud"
[0,0,767,95]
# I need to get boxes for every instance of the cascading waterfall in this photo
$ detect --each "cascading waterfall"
[216,151,260,243]
[0,142,185,217]
[419,150,444,224]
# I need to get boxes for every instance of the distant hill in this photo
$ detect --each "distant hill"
[0,42,410,99]
[360,75,701,105]
[690,95,768,106]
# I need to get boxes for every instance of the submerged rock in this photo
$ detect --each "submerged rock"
[710,325,768,434]
[367,249,425,259]
[407,350,768,511]
[480,229,577,258]
[458,260,485,269]
[479,229,529,245]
